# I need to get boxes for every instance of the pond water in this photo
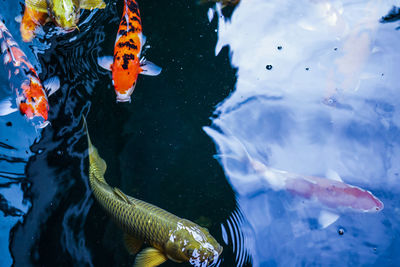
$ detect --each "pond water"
[0,0,399,266]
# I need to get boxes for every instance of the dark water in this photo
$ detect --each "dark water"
[1,0,400,266]
[1,0,242,266]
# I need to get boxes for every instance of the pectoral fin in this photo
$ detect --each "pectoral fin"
[25,0,48,12]
[140,59,162,76]
[43,76,60,96]
[124,234,143,255]
[80,0,106,9]
[318,210,339,229]
[97,56,113,71]
[134,248,167,267]
[0,98,17,116]
[326,169,343,182]
[113,187,133,205]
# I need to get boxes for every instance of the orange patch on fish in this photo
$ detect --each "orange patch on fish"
[19,102,34,118]
[20,5,48,42]
[20,77,49,120]
[10,47,32,67]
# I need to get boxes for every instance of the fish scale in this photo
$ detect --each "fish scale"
[89,153,180,247]
[85,120,223,266]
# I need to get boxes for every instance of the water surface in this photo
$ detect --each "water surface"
[1,0,400,266]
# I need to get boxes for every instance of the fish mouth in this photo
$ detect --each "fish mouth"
[116,94,131,103]
[63,26,78,33]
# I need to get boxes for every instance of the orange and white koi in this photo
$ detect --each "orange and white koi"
[98,0,161,102]
[0,20,59,127]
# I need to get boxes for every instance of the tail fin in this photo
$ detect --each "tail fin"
[82,116,107,180]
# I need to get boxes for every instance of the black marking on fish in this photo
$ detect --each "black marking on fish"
[118,29,127,37]
[127,0,140,16]
[128,26,141,33]
[118,41,138,50]
[130,16,141,24]
[122,54,135,70]
[120,18,127,26]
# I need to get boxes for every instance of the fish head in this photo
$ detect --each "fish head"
[112,63,140,102]
[165,219,223,266]
[115,81,135,102]
[48,0,80,31]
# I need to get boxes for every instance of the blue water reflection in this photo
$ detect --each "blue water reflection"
[205,0,400,265]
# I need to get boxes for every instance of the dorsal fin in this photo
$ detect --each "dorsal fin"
[113,187,133,205]
[326,169,343,182]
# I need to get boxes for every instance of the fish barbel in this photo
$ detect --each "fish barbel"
[84,118,223,266]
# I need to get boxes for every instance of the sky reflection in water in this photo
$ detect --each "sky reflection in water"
[205,0,400,266]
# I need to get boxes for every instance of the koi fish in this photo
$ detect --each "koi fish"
[20,5,49,42]
[0,20,59,127]
[98,0,161,102]
[251,161,384,211]
[21,0,106,40]
[84,117,223,266]
[203,127,384,228]
[251,161,384,227]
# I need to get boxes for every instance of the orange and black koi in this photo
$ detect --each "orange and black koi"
[0,20,59,127]
[98,0,161,102]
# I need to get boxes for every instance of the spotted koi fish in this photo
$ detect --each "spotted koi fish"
[0,20,59,127]
[98,0,161,102]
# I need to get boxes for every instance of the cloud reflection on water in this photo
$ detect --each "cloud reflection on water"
[205,0,400,265]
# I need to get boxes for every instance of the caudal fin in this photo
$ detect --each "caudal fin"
[82,116,107,180]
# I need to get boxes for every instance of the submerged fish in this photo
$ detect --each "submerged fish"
[203,127,383,228]
[0,20,59,127]
[98,0,161,102]
[251,160,384,227]
[84,118,222,266]
[22,0,106,40]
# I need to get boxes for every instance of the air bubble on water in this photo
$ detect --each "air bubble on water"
[338,228,344,235]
